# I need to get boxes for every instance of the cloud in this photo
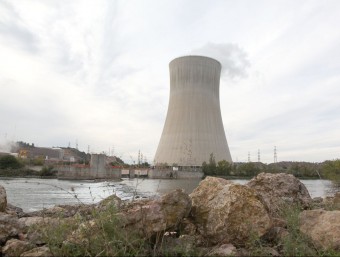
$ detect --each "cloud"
[0,1,40,53]
[190,42,250,79]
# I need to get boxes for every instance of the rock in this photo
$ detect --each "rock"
[247,172,312,215]
[259,247,280,256]
[19,217,57,231]
[6,204,26,218]
[179,218,197,236]
[207,243,237,256]
[262,226,289,244]
[2,239,35,257]
[0,213,22,243]
[18,216,60,245]
[299,209,340,250]
[97,194,122,211]
[160,234,197,256]
[312,197,323,203]
[64,219,96,247]
[271,217,287,228]
[20,246,52,257]
[0,185,7,212]
[236,248,250,256]
[26,206,68,218]
[190,176,271,246]
[26,204,96,219]
[119,189,191,238]
[324,192,340,210]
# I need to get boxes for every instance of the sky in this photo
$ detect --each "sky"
[1,0,340,164]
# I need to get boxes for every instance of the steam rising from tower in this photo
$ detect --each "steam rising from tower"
[154,56,232,166]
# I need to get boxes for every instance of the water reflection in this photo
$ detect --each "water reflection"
[0,177,335,212]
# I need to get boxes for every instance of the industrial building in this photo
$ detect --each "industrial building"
[154,56,232,167]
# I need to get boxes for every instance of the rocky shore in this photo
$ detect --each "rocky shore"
[0,172,340,256]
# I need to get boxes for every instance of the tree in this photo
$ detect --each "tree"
[235,162,260,177]
[322,159,340,184]
[216,160,232,176]
[202,153,217,176]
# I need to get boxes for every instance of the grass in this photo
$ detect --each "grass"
[278,203,317,256]
[277,203,340,257]
[31,203,147,256]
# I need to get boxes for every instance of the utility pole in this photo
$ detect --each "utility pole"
[274,146,278,163]
[258,149,260,163]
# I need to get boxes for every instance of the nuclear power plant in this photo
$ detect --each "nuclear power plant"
[154,56,232,167]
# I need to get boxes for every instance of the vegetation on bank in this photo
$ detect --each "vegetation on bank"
[0,155,57,177]
[202,154,340,182]
[1,152,339,183]
[322,159,340,184]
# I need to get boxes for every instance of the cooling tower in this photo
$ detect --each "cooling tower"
[154,56,232,167]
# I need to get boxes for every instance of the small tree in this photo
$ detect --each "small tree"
[217,160,232,176]
[202,153,217,176]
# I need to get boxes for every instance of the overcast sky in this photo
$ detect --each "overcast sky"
[1,0,340,164]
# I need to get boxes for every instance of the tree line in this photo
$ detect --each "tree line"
[202,154,340,183]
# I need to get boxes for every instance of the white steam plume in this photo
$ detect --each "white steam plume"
[190,42,250,79]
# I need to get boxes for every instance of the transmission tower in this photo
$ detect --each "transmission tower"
[274,146,278,163]
[248,152,251,162]
[258,149,260,162]
[138,150,141,166]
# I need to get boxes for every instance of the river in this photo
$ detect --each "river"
[0,177,335,212]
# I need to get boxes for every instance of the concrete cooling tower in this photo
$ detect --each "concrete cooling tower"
[154,56,232,167]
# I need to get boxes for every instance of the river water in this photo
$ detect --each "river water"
[0,177,335,212]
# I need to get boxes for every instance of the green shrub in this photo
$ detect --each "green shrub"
[0,155,23,169]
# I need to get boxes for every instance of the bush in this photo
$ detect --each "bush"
[40,166,57,177]
[322,159,340,184]
[0,155,23,169]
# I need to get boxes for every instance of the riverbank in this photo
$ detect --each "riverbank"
[0,172,340,256]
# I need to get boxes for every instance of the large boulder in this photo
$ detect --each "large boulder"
[247,173,311,215]
[119,189,191,238]
[299,209,340,250]
[0,185,7,212]
[190,177,271,245]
